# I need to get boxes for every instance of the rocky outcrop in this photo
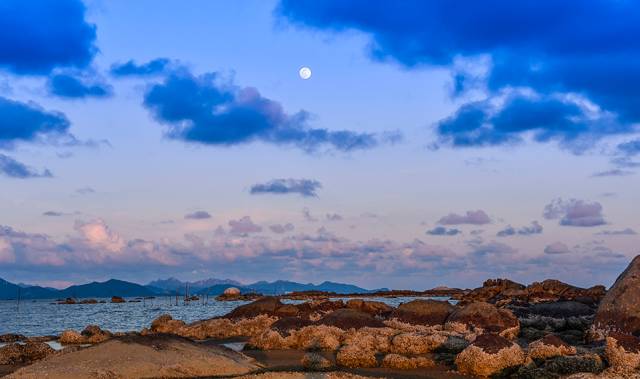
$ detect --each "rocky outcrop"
[455,333,526,377]
[390,299,455,326]
[0,342,54,365]
[316,309,385,330]
[111,296,126,303]
[528,335,577,360]
[459,278,526,304]
[458,278,605,306]
[446,301,520,339]
[593,255,640,338]
[526,280,605,305]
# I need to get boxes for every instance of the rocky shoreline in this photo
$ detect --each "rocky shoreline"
[3,256,640,378]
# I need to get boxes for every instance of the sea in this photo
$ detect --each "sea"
[0,296,453,337]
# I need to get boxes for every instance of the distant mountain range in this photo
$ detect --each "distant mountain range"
[0,276,384,300]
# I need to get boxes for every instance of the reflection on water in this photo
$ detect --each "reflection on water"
[0,296,452,337]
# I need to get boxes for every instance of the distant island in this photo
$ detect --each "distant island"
[0,277,388,300]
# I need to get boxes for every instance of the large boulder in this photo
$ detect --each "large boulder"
[390,299,455,325]
[7,335,259,378]
[446,302,520,339]
[150,314,186,334]
[224,287,241,296]
[316,309,385,330]
[593,255,640,337]
[0,342,54,365]
[81,325,112,344]
[346,299,393,317]
[455,333,526,377]
[224,297,282,319]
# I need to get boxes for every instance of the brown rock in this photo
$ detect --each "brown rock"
[461,278,526,304]
[59,330,85,344]
[605,332,640,372]
[270,317,314,336]
[150,314,186,334]
[111,296,125,303]
[81,325,112,343]
[224,297,282,319]
[447,301,520,339]
[346,299,393,317]
[0,334,25,343]
[528,334,577,360]
[275,304,299,318]
[0,341,54,365]
[316,309,385,330]
[526,279,605,304]
[381,354,435,369]
[336,344,377,368]
[390,299,454,326]
[390,332,447,355]
[301,352,333,371]
[593,255,640,337]
[455,333,526,377]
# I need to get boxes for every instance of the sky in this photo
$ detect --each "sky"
[1,0,639,290]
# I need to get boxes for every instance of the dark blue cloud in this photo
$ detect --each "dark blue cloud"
[0,0,97,75]
[278,1,640,150]
[143,70,381,152]
[618,139,640,156]
[250,178,321,197]
[591,169,634,178]
[0,154,52,178]
[496,221,543,237]
[47,74,113,99]
[184,211,212,220]
[110,58,171,77]
[426,226,461,236]
[0,97,71,147]
[437,94,626,151]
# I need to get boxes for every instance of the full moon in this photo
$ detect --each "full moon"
[299,66,312,80]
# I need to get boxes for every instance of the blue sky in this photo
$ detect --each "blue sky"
[1,0,639,289]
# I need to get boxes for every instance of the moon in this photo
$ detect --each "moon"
[299,66,312,80]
